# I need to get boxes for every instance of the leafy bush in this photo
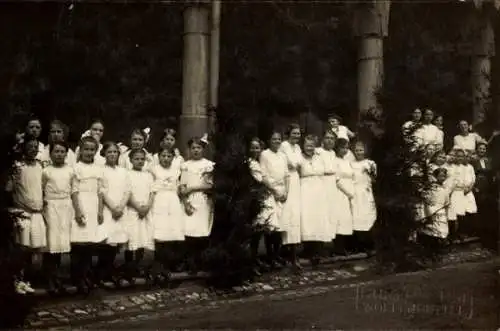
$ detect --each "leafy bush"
[204,106,266,288]
[0,135,35,328]
[369,77,452,272]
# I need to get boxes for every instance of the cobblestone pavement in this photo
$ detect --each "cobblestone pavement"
[25,246,494,329]
[86,258,500,330]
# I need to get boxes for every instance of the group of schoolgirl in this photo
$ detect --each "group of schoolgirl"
[403,107,489,246]
[8,117,214,295]
[246,114,377,274]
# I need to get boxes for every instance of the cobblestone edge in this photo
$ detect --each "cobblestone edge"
[27,247,495,329]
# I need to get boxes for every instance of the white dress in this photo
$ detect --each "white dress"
[259,149,289,231]
[101,166,130,245]
[317,147,338,240]
[35,142,45,163]
[42,165,74,253]
[436,129,444,150]
[299,152,330,242]
[414,124,442,149]
[453,133,482,153]
[344,150,356,162]
[424,184,450,238]
[150,164,184,242]
[249,158,273,227]
[446,164,461,221]
[119,149,154,171]
[331,125,351,141]
[335,157,354,235]
[181,158,214,238]
[448,164,467,220]
[125,170,155,250]
[11,161,46,248]
[351,159,377,232]
[462,164,477,214]
[279,141,302,245]
[75,144,105,166]
[71,162,104,244]
[39,145,77,168]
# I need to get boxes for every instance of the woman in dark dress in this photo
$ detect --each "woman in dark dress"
[472,142,496,248]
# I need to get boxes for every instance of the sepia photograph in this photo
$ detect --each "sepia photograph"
[0,0,499,329]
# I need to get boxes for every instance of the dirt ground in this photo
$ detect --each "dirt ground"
[86,259,499,330]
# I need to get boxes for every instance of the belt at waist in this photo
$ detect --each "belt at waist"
[76,190,99,194]
[45,195,71,200]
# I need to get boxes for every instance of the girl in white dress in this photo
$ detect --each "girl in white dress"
[429,150,447,178]
[414,109,443,150]
[351,141,377,254]
[453,120,484,154]
[433,114,444,131]
[7,136,46,294]
[424,168,452,239]
[124,149,155,283]
[421,168,451,251]
[259,132,289,269]
[179,138,214,274]
[42,141,74,294]
[327,114,355,141]
[432,114,445,151]
[444,150,459,241]
[448,149,469,242]
[150,147,184,283]
[248,138,270,274]
[40,120,76,168]
[279,124,303,269]
[96,142,130,286]
[299,135,329,266]
[402,108,422,138]
[461,151,478,235]
[317,130,338,252]
[75,119,106,166]
[25,117,45,161]
[119,128,154,170]
[333,138,355,255]
[153,128,184,171]
[70,136,104,293]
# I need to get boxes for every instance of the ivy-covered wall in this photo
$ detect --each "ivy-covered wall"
[0,2,475,145]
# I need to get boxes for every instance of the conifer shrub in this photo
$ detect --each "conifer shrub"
[370,95,444,273]
[204,106,266,288]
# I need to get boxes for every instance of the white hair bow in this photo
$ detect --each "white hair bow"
[143,127,151,143]
[16,132,25,144]
[201,133,209,144]
[81,130,91,139]
[13,132,25,152]
[117,142,129,154]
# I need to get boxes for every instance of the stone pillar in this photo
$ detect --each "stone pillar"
[209,0,221,133]
[353,1,391,139]
[471,12,494,125]
[358,37,384,120]
[492,8,500,130]
[180,3,210,157]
